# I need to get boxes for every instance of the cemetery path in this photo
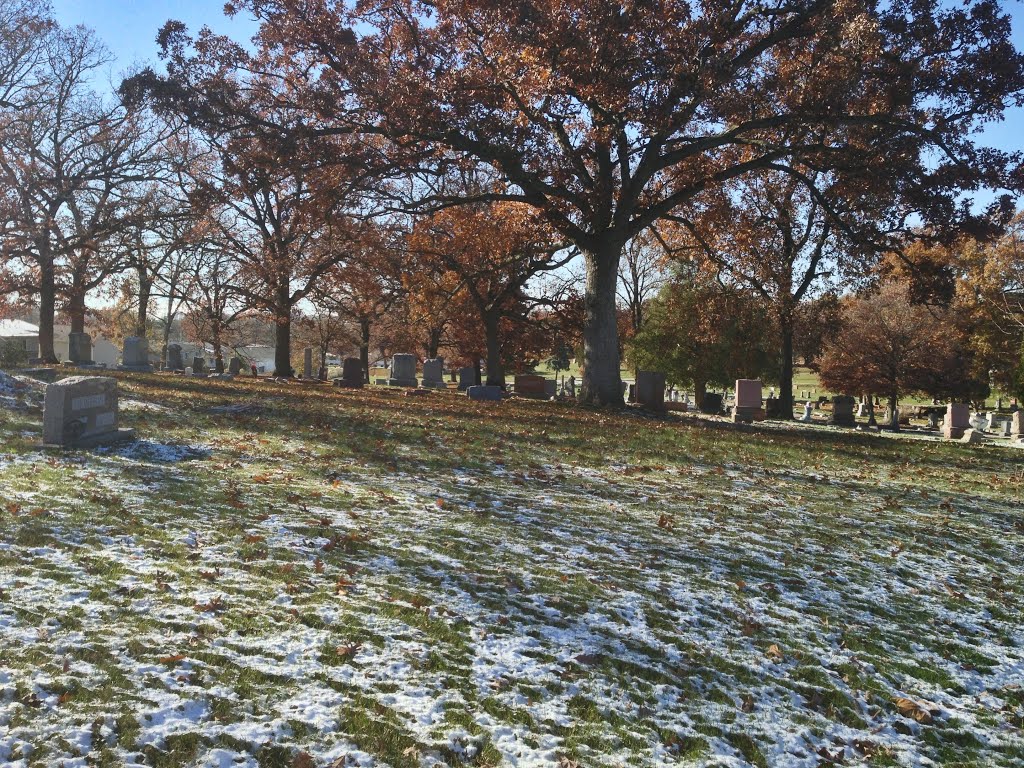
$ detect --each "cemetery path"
[0,375,1022,767]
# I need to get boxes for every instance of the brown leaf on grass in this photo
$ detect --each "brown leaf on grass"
[741,693,755,713]
[943,582,967,600]
[766,644,784,662]
[657,513,675,530]
[574,653,603,666]
[193,595,226,613]
[5,502,21,516]
[893,696,939,723]
[57,691,73,706]
[335,642,362,658]
[314,557,324,574]
[292,752,316,768]
[159,654,186,664]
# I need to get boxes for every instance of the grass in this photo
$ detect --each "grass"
[0,369,1022,767]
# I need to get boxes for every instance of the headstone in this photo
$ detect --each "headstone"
[458,366,476,392]
[970,412,987,432]
[467,385,502,401]
[166,344,184,371]
[228,357,243,375]
[927,411,941,430]
[700,392,723,415]
[732,379,763,423]
[1002,420,1011,437]
[544,379,557,398]
[42,376,134,447]
[567,375,577,398]
[335,357,364,389]
[986,412,999,432]
[68,332,93,365]
[961,428,984,445]
[118,336,152,371]
[635,371,666,411]
[184,367,193,376]
[515,374,547,397]
[191,356,206,375]
[943,403,971,440]
[800,402,814,423]
[421,358,447,389]
[1012,411,1024,437]
[764,397,786,419]
[829,395,857,427]
[303,347,313,378]
[856,401,867,418]
[387,354,418,388]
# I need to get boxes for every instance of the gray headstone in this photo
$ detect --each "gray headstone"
[68,332,93,365]
[387,354,418,387]
[458,366,476,391]
[422,358,446,388]
[228,357,243,376]
[43,376,134,447]
[118,337,152,372]
[303,347,313,378]
[829,395,857,427]
[1012,411,1024,437]
[192,356,206,375]
[800,402,814,423]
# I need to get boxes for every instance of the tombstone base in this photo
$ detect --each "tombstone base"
[731,406,764,424]
[42,428,136,450]
[828,415,856,427]
[420,380,448,389]
[387,378,418,388]
[467,385,503,402]
[943,426,966,440]
[117,364,154,373]
[334,378,365,389]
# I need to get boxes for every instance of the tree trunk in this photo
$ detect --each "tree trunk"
[272,275,293,377]
[888,393,900,431]
[136,271,152,337]
[778,317,795,420]
[359,317,371,383]
[426,326,442,360]
[866,393,877,427]
[475,359,483,386]
[483,310,503,387]
[212,322,224,373]
[38,259,57,363]
[694,379,707,409]
[68,289,87,334]
[580,240,625,406]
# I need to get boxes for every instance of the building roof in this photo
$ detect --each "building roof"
[0,319,39,338]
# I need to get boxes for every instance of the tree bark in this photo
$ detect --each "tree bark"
[37,258,57,363]
[580,240,625,406]
[888,393,900,431]
[865,393,877,427]
[426,326,442,360]
[778,317,795,420]
[359,317,371,383]
[694,379,707,410]
[136,268,152,337]
[67,289,86,334]
[483,310,503,387]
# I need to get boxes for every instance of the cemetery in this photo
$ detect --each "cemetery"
[3,1,1024,767]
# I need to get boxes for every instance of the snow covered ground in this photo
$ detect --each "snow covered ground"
[0,375,1022,766]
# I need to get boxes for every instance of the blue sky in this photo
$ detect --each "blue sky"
[51,0,1024,157]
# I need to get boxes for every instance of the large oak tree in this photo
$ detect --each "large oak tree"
[209,0,1024,405]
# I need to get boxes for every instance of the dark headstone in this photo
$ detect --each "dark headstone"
[700,393,723,415]
[635,371,666,411]
[335,357,364,389]
[467,385,503,401]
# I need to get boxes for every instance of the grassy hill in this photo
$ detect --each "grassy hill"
[0,372,1022,767]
